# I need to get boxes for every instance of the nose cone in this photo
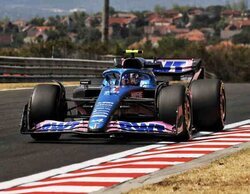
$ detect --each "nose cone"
[88,101,118,132]
[88,86,141,132]
[88,87,121,132]
[88,118,106,132]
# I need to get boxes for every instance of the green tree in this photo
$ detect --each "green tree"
[206,5,223,14]
[132,11,148,27]
[12,32,25,47]
[46,16,62,26]
[191,12,220,29]
[154,4,165,15]
[156,36,190,57]
[232,28,250,44]
[213,18,228,37]
[109,6,116,15]
[77,27,101,43]
[172,4,191,12]
[142,40,155,57]
[226,0,247,11]
[46,28,67,41]
[29,17,45,26]
[238,0,248,11]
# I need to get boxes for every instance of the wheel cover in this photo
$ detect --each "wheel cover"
[184,97,191,134]
[176,96,192,138]
[220,84,226,124]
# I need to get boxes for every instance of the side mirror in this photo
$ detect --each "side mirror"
[80,79,91,89]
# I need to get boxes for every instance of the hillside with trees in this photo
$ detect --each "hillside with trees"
[0,2,249,82]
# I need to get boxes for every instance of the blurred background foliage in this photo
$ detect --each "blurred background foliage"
[0,2,250,82]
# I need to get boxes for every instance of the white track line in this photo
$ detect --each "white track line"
[194,133,250,140]
[156,141,242,150]
[241,125,250,128]
[212,138,250,141]
[212,129,250,135]
[109,153,205,163]
[85,161,184,170]
[134,147,224,156]
[224,120,250,129]
[0,186,103,194]
[0,120,249,190]
[21,177,132,187]
[0,144,163,190]
[55,168,159,179]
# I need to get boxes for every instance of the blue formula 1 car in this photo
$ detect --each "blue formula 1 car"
[20,50,226,141]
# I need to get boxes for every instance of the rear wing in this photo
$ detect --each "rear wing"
[145,59,202,75]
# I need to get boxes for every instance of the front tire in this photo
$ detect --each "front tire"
[157,85,192,141]
[29,84,67,141]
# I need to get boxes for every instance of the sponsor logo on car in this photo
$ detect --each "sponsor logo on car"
[118,121,166,132]
[37,121,81,131]
[91,118,104,123]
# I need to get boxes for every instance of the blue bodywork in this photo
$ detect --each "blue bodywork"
[21,58,198,136]
[145,59,196,74]
[86,58,196,132]
[88,68,156,132]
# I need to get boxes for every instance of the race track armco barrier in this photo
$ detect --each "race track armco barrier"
[0,121,249,194]
[0,56,113,83]
[0,56,216,83]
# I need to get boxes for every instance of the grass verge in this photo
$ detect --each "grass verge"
[128,148,250,194]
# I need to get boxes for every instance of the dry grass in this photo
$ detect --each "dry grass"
[0,82,79,90]
[128,148,250,194]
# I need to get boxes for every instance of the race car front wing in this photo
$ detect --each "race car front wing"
[21,119,178,136]
[20,102,179,137]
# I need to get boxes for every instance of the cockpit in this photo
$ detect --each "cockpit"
[103,70,156,88]
[104,72,120,86]
[121,72,140,86]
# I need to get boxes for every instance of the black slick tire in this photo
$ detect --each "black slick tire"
[157,85,192,141]
[191,79,226,131]
[29,84,67,141]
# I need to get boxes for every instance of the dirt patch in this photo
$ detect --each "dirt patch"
[0,82,78,90]
[128,148,250,194]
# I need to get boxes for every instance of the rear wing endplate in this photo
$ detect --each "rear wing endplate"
[145,59,202,75]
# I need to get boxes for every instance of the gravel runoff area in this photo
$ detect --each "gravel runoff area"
[128,146,250,194]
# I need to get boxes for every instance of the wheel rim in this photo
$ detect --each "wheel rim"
[184,96,191,133]
[220,85,226,124]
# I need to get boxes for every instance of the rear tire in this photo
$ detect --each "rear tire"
[29,84,67,141]
[157,85,192,141]
[191,79,226,131]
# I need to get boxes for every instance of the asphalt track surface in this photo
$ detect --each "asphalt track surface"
[0,83,249,182]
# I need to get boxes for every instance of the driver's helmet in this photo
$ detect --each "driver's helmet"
[130,73,140,86]
[122,73,130,85]
[122,72,140,86]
